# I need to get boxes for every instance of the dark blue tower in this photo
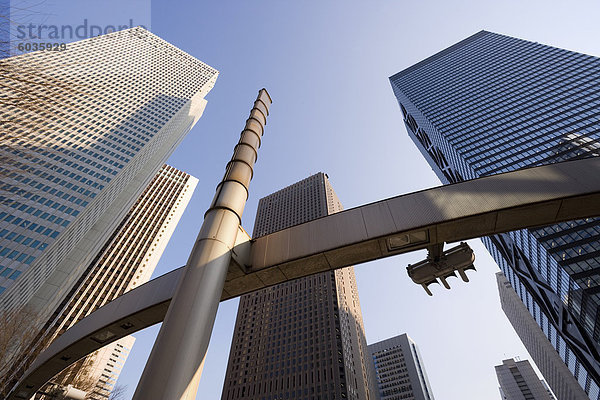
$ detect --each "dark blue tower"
[391,31,600,399]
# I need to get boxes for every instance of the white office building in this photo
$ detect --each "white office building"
[496,358,556,400]
[23,165,199,399]
[368,334,435,400]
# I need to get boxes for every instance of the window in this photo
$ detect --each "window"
[0,268,14,277]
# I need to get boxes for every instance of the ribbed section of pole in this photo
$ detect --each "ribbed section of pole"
[133,89,271,400]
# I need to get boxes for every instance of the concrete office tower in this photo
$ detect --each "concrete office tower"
[83,336,136,399]
[51,336,136,400]
[221,173,376,400]
[497,272,588,400]
[8,165,198,397]
[368,334,435,400]
[390,31,600,398]
[0,27,216,323]
[496,358,556,400]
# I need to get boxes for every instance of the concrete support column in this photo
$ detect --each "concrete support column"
[133,89,272,400]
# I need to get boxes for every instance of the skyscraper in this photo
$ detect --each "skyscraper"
[83,336,136,399]
[497,272,588,400]
[390,30,600,398]
[368,334,435,400]
[3,165,198,396]
[495,358,555,400]
[45,336,136,400]
[0,27,217,325]
[221,173,376,400]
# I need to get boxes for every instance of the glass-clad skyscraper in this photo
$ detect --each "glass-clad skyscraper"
[0,27,217,321]
[390,31,600,398]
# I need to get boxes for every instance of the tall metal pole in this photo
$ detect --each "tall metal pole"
[133,89,272,400]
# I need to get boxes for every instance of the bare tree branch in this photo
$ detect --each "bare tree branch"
[108,384,128,400]
[0,306,51,398]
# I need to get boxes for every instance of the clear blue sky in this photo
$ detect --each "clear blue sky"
[20,1,600,399]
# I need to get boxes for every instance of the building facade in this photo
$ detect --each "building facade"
[0,27,217,324]
[368,334,435,400]
[496,358,555,400]
[390,30,600,398]
[6,165,198,397]
[82,336,136,400]
[47,336,136,400]
[497,272,588,400]
[221,173,376,400]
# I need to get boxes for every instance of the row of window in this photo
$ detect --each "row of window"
[0,266,21,279]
